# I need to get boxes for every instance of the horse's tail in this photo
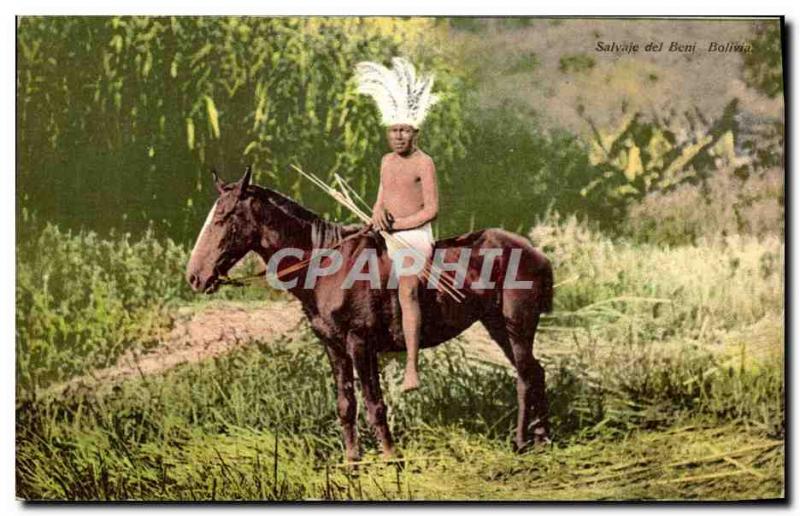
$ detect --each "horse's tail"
[538,260,554,314]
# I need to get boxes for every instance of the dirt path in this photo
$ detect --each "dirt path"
[51,299,306,396]
[50,298,507,397]
[50,296,778,398]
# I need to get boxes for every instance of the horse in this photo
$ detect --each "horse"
[186,166,554,462]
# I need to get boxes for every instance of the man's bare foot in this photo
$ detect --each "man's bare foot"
[401,372,420,392]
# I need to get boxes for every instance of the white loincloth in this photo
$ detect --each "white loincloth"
[385,222,434,270]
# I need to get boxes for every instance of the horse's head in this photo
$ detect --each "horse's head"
[186,166,260,293]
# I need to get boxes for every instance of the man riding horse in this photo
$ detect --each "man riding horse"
[356,57,440,392]
[185,57,554,462]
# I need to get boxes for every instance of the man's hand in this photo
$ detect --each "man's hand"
[371,208,393,232]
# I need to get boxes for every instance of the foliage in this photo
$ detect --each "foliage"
[15,223,190,394]
[578,100,748,225]
[505,52,539,74]
[16,221,287,396]
[442,108,596,235]
[16,17,468,243]
[530,212,784,338]
[17,17,784,243]
[743,21,784,99]
[625,166,784,245]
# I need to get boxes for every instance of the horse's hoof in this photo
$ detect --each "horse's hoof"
[344,459,361,476]
[533,427,551,447]
[513,435,550,454]
[382,446,399,460]
[512,440,530,454]
[383,448,404,470]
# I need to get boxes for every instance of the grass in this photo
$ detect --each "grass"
[15,223,279,396]
[16,333,783,501]
[531,212,784,339]
[15,224,189,394]
[15,217,784,501]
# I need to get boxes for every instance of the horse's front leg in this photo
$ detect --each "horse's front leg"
[324,344,360,463]
[348,334,396,459]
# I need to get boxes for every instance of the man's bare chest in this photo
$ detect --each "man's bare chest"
[382,164,423,191]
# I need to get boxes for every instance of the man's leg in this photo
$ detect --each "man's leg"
[397,269,422,392]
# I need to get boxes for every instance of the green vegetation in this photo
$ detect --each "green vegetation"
[16,17,468,243]
[534,213,784,335]
[743,21,784,98]
[16,216,783,500]
[16,334,783,501]
[15,222,271,396]
[16,17,785,240]
[16,16,784,501]
[558,54,596,73]
[15,224,188,394]
[505,51,539,74]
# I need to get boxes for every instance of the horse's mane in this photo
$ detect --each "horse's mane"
[249,184,355,248]
[250,185,321,223]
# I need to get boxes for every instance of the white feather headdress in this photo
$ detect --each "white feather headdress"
[355,57,439,128]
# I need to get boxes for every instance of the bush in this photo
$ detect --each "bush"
[624,167,783,246]
[16,224,191,394]
[442,108,596,236]
[529,212,784,339]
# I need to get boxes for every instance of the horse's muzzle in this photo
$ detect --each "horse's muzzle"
[187,271,219,294]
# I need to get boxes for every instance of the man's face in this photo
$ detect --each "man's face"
[387,124,417,155]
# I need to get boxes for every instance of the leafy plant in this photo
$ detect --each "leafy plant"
[16,17,469,243]
[743,21,784,99]
[577,100,751,226]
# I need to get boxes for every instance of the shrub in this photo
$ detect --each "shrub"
[16,224,191,394]
[624,167,783,245]
[529,212,784,339]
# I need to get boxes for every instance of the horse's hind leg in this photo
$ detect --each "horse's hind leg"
[482,312,547,450]
[509,313,549,450]
[480,314,516,367]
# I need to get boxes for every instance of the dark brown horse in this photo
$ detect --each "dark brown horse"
[186,167,554,461]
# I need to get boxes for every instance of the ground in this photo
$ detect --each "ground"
[50,298,520,396]
[27,298,782,502]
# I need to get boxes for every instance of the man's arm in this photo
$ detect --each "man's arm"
[372,182,385,216]
[390,158,439,231]
[371,157,392,231]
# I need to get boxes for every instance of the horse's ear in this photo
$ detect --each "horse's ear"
[235,165,252,198]
[211,168,225,195]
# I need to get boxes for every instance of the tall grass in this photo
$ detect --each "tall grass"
[16,215,784,500]
[528,212,784,441]
[625,167,784,246]
[531,212,784,340]
[16,334,783,501]
[16,17,469,243]
[15,223,273,396]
